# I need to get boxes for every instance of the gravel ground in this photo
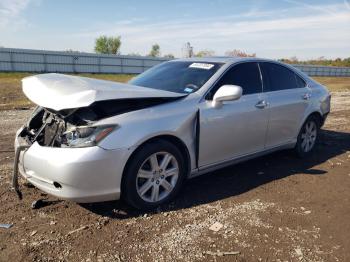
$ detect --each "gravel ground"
[0,92,349,262]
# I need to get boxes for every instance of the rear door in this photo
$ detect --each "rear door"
[198,62,269,167]
[260,62,311,148]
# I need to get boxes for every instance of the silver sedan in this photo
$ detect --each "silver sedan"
[14,57,331,209]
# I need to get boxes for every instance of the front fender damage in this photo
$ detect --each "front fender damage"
[13,97,184,199]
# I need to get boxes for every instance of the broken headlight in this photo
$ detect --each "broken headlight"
[63,125,116,148]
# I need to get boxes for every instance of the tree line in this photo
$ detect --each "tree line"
[93,35,349,67]
[279,56,350,67]
[94,35,174,58]
[93,36,257,59]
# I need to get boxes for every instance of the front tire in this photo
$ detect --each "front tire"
[122,140,186,210]
[295,115,320,157]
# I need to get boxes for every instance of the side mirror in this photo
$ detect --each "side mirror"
[212,85,242,107]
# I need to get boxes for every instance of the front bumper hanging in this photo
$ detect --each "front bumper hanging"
[12,139,30,199]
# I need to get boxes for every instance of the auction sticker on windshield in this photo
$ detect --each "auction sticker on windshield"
[189,63,214,70]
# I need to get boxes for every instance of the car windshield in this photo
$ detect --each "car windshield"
[129,61,223,94]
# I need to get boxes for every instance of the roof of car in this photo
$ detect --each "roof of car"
[172,56,276,64]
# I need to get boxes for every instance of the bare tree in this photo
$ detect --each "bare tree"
[225,49,256,57]
[195,50,215,57]
[164,54,175,59]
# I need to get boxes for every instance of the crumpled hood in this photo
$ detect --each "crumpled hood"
[22,73,184,111]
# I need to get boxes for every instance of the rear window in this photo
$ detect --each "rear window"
[295,74,306,88]
[260,62,305,91]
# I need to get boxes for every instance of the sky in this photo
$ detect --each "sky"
[0,0,349,59]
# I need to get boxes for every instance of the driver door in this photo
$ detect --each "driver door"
[198,62,269,168]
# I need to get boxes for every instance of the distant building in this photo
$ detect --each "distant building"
[182,42,193,58]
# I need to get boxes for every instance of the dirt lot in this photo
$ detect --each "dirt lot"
[1,80,350,261]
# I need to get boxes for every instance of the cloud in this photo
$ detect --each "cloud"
[71,3,350,58]
[344,0,350,10]
[0,0,32,29]
[3,1,348,59]
[283,0,343,16]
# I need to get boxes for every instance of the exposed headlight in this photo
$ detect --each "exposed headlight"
[64,125,116,148]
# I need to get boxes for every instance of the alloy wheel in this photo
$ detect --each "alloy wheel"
[301,121,317,152]
[136,152,179,203]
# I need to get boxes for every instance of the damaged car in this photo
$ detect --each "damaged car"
[14,57,331,209]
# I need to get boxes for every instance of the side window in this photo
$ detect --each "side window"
[295,74,306,88]
[260,62,305,91]
[207,62,262,99]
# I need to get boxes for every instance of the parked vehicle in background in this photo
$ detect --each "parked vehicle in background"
[14,57,331,209]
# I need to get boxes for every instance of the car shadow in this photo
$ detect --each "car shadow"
[80,129,350,219]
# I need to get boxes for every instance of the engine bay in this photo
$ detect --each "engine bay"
[18,97,180,147]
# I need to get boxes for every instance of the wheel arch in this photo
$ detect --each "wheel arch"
[307,111,324,126]
[297,111,324,138]
[294,111,322,157]
[121,134,192,192]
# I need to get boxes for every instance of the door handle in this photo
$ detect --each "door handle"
[302,93,311,100]
[255,100,268,109]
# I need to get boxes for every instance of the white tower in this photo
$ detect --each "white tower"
[182,42,193,58]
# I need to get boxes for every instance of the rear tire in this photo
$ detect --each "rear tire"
[295,115,320,158]
[122,140,186,210]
